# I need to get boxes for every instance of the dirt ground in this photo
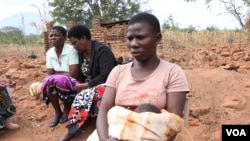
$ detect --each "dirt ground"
[1,43,250,141]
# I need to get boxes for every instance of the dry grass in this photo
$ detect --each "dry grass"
[0,44,44,59]
[0,29,249,59]
[152,29,250,61]
[161,29,250,49]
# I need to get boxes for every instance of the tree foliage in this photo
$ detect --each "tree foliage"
[184,0,250,29]
[162,15,197,33]
[162,14,179,31]
[0,26,25,44]
[48,0,147,27]
[0,26,41,45]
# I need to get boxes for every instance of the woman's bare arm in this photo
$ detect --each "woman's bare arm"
[166,91,188,141]
[166,91,187,117]
[47,64,79,79]
[96,86,116,140]
[69,64,79,79]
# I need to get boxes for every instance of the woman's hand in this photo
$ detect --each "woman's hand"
[0,82,6,90]
[74,84,83,92]
[0,78,15,86]
[74,83,89,92]
[8,80,16,87]
[0,78,15,90]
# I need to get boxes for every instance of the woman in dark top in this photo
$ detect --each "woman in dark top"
[58,24,117,141]
[77,40,117,88]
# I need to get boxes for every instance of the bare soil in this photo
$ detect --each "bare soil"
[1,43,250,141]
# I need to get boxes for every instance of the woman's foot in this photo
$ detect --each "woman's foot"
[60,102,71,123]
[59,115,68,123]
[58,129,72,141]
[59,109,69,123]
[50,112,63,127]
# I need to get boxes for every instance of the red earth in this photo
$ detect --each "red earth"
[1,43,250,141]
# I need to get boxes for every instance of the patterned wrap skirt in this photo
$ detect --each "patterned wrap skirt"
[41,74,80,105]
[66,84,105,135]
[0,87,16,127]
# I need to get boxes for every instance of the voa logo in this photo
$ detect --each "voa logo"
[226,129,246,136]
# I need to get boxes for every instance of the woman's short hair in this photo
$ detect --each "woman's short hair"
[68,24,91,40]
[51,26,67,37]
[128,12,161,33]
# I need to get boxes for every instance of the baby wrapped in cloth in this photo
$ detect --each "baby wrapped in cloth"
[87,104,194,141]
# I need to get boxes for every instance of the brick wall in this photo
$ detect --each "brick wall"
[90,19,130,58]
[65,19,130,58]
[90,19,163,58]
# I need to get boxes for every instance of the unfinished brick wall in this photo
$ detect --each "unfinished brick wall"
[65,20,76,44]
[90,19,129,57]
[90,19,163,57]
[64,19,130,58]
[90,19,106,43]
